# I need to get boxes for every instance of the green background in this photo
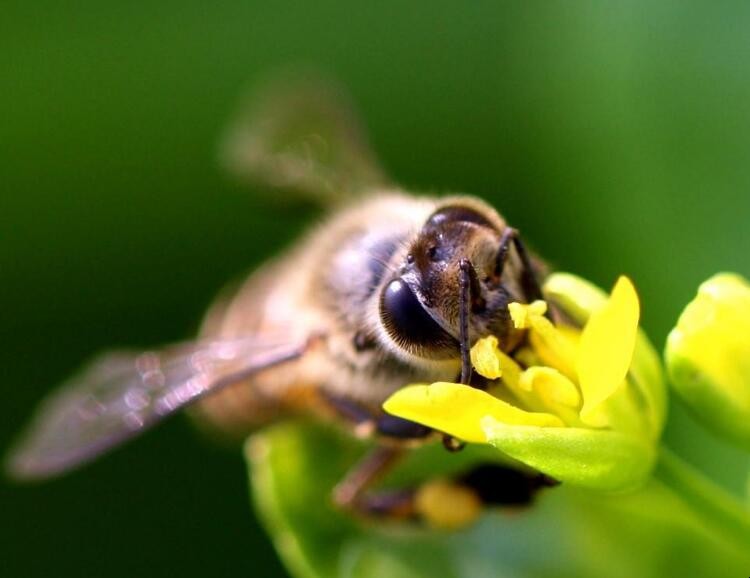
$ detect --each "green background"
[2,2,749,576]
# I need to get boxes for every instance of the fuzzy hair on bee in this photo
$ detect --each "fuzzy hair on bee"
[5,75,555,523]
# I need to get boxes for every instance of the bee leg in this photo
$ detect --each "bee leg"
[330,411,437,519]
[337,477,480,527]
[495,227,546,305]
[375,413,433,438]
[353,488,418,521]
[333,450,444,524]
[336,461,560,525]
[320,391,379,436]
[364,466,559,525]
[341,481,482,527]
[321,391,433,439]
[332,445,404,510]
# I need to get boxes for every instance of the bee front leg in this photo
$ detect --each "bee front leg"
[458,259,476,386]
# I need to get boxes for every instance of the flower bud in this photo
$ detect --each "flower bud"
[665,273,750,449]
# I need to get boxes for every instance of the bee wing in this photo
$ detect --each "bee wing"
[5,336,309,481]
[220,73,390,205]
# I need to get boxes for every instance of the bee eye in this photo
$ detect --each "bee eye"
[380,279,456,349]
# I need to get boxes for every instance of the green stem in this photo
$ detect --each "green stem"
[655,447,750,551]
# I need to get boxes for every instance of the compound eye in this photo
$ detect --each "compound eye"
[426,205,494,229]
[380,279,456,349]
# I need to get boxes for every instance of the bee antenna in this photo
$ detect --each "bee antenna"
[494,227,517,280]
[458,259,476,386]
[495,227,547,308]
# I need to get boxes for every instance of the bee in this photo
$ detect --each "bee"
[5,78,555,522]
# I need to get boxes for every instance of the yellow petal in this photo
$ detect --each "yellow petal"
[383,382,564,443]
[544,272,666,437]
[520,367,581,408]
[578,276,640,423]
[470,336,502,379]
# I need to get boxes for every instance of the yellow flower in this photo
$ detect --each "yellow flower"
[383,274,665,492]
[666,273,750,449]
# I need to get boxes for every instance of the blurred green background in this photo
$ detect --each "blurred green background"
[2,2,750,576]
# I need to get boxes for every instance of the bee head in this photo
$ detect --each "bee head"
[379,201,532,363]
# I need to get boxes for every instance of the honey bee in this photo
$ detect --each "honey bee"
[6,78,555,520]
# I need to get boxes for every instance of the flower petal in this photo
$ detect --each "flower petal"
[383,382,563,443]
[577,276,640,423]
[544,272,666,437]
[481,416,655,492]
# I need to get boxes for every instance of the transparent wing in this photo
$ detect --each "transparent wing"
[5,336,310,481]
[220,72,389,205]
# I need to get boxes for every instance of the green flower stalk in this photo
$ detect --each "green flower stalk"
[384,274,665,492]
[666,273,750,449]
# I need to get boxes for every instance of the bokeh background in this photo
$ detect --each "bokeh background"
[2,2,750,576]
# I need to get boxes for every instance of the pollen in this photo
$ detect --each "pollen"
[414,479,482,530]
